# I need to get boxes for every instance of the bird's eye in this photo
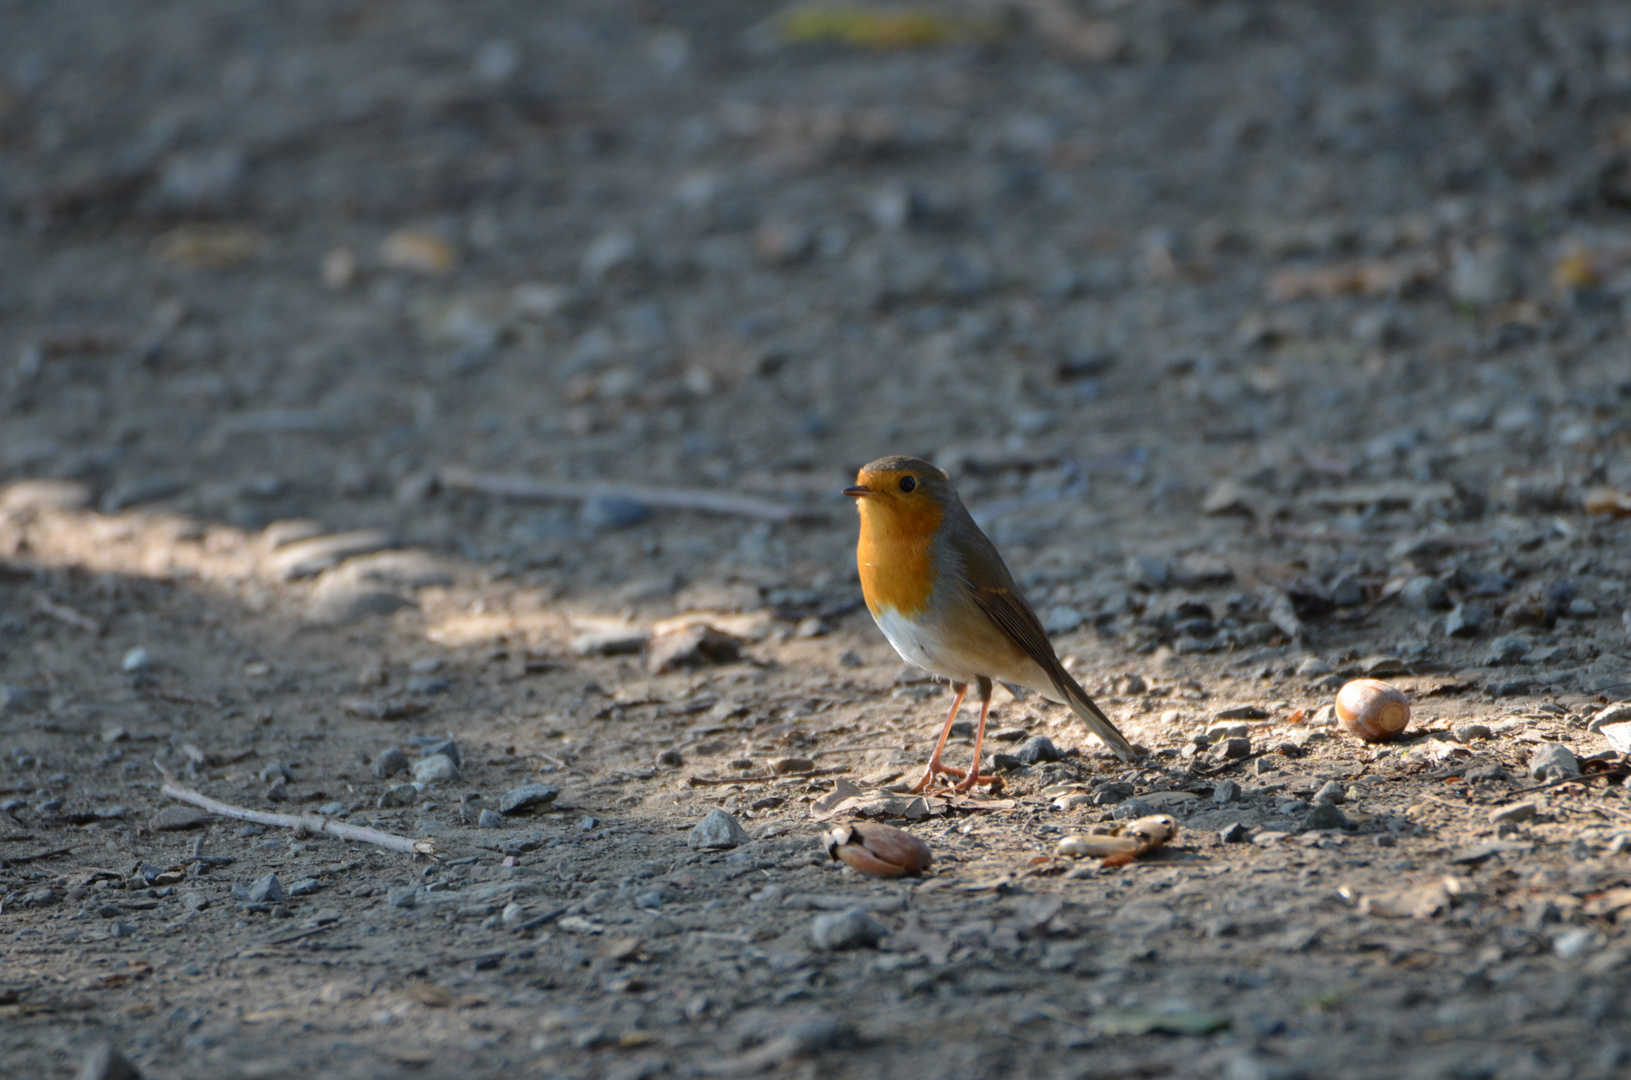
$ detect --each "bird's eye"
[899,476,916,493]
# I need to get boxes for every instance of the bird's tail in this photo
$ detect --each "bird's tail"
[1054,671,1138,762]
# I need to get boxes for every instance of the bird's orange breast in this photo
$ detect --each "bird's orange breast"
[855,498,942,619]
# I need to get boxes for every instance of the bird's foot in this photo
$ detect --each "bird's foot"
[952,769,1000,794]
[908,759,967,793]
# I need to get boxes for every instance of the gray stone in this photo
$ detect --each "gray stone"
[411,753,459,784]
[1567,599,1598,618]
[0,685,42,713]
[1012,736,1061,765]
[235,873,283,903]
[387,886,419,909]
[688,808,750,849]
[1217,736,1252,759]
[150,805,209,831]
[1313,780,1346,804]
[1484,635,1531,665]
[478,809,505,828]
[1110,798,1157,820]
[78,1044,142,1080]
[1217,705,1269,721]
[1092,781,1136,805]
[377,784,418,809]
[1305,802,1347,830]
[1400,576,1450,611]
[810,907,886,951]
[1529,743,1580,781]
[1213,779,1243,804]
[371,747,410,778]
[319,801,344,815]
[120,647,152,673]
[1207,723,1250,741]
[581,496,653,530]
[1488,802,1537,824]
[417,738,462,767]
[1295,656,1333,677]
[1452,723,1493,743]
[499,783,560,815]
[288,877,323,896]
[1445,603,1486,637]
[1125,556,1168,590]
[647,623,741,674]
[1219,822,1251,843]
[1588,703,1631,733]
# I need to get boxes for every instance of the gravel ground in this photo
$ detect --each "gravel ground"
[4,1,1631,1077]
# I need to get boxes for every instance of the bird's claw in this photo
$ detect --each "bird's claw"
[911,761,998,794]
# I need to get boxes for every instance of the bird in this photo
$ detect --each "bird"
[844,455,1138,792]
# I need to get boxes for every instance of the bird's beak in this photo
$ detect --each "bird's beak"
[842,485,871,498]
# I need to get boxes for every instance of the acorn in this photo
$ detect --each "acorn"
[822,821,931,877]
[1334,678,1411,742]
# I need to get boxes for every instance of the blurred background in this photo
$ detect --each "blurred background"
[1,0,1628,606]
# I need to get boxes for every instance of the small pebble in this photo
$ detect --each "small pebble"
[1488,802,1537,824]
[1305,802,1347,830]
[1445,603,1487,638]
[387,886,419,909]
[500,783,560,815]
[1012,736,1061,765]
[580,816,600,831]
[1313,780,1346,805]
[377,784,418,809]
[688,808,750,850]
[1092,781,1135,805]
[1219,822,1251,843]
[1213,780,1242,804]
[418,738,462,767]
[1110,798,1157,820]
[318,801,345,815]
[501,902,526,927]
[412,753,459,784]
[1452,723,1492,743]
[235,874,283,904]
[477,809,505,828]
[1529,742,1580,781]
[1216,736,1252,759]
[1400,576,1450,612]
[78,1044,142,1080]
[120,648,151,673]
[656,748,684,768]
[1295,656,1333,677]
[1207,723,1250,741]
[810,907,886,951]
[371,748,410,778]
[288,878,322,897]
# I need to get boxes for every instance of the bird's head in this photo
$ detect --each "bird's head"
[843,455,952,535]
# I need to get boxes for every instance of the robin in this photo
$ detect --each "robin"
[844,455,1138,792]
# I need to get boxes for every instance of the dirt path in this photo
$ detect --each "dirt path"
[4,2,1631,1077]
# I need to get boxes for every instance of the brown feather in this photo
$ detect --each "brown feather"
[968,584,1137,762]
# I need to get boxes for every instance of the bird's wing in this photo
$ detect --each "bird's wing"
[969,584,1137,761]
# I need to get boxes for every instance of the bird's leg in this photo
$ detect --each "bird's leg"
[910,681,968,793]
[954,676,1000,792]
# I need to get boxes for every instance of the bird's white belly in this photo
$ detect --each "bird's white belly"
[872,607,975,682]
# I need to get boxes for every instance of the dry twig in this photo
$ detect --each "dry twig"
[439,465,808,523]
[687,766,851,786]
[156,765,437,857]
[31,594,103,635]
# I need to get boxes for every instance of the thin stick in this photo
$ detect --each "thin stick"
[31,594,103,635]
[157,766,436,857]
[1,846,73,867]
[1507,769,1629,797]
[439,466,808,524]
[687,766,850,786]
[812,744,906,758]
